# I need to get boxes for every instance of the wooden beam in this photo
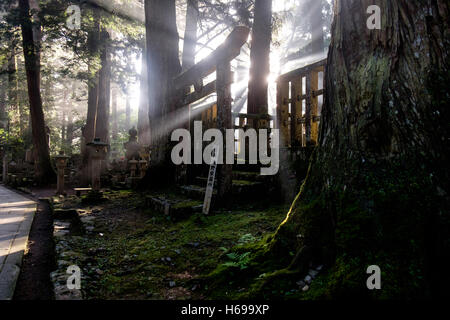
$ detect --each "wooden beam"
[277,59,326,83]
[183,81,216,105]
[173,26,250,91]
[231,113,274,120]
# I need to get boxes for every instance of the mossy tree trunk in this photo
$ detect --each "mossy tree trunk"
[269,0,449,298]
[137,48,150,146]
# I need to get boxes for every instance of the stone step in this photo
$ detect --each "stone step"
[145,195,203,219]
[179,180,266,201]
[194,172,271,186]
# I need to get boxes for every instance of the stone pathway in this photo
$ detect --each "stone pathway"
[0,184,36,300]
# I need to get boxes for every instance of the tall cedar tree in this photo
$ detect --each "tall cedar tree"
[18,0,55,183]
[247,0,272,117]
[266,0,450,298]
[144,0,182,185]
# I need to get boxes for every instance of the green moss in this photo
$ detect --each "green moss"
[172,200,202,210]
[66,190,288,300]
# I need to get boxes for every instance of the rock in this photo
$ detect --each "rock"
[54,229,70,237]
[304,275,312,284]
[302,285,310,292]
[296,280,305,287]
[309,270,319,278]
[54,221,71,230]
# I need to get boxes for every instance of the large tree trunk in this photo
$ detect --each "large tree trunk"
[137,49,150,145]
[267,0,450,298]
[0,61,7,130]
[96,29,111,145]
[125,90,131,131]
[111,84,118,141]
[182,0,198,71]
[247,0,272,118]
[81,14,111,185]
[18,0,55,184]
[65,82,76,152]
[310,0,325,56]
[144,0,182,184]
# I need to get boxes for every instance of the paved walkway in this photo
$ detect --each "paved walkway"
[0,184,36,300]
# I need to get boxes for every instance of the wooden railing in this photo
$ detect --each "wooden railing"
[276,59,326,147]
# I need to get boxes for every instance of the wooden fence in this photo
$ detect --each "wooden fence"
[276,59,326,147]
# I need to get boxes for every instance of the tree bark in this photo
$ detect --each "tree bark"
[247,0,272,118]
[137,50,150,145]
[268,0,450,298]
[96,29,111,145]
[81,13,111,184]
[182,0,199,71]
[125,90,131,131]
[65,82,76,152]
[0,61,7,130]
[111,84,118,140]
[144,0,182,183]
[310,0,325,56]
[18,0,55,184]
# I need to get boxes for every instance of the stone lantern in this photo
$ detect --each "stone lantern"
[54,150,70,195]
[86,138,109,191]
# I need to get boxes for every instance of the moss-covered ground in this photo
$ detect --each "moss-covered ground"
[59,189,289,300]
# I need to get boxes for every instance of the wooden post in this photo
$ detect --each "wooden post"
[291,78,303,147]
[310,70,319,144]
[91,159,101,191]
[305,74,312,145]
[276,80,290,147]
[55,152,69,195]
[216,61,233,201]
